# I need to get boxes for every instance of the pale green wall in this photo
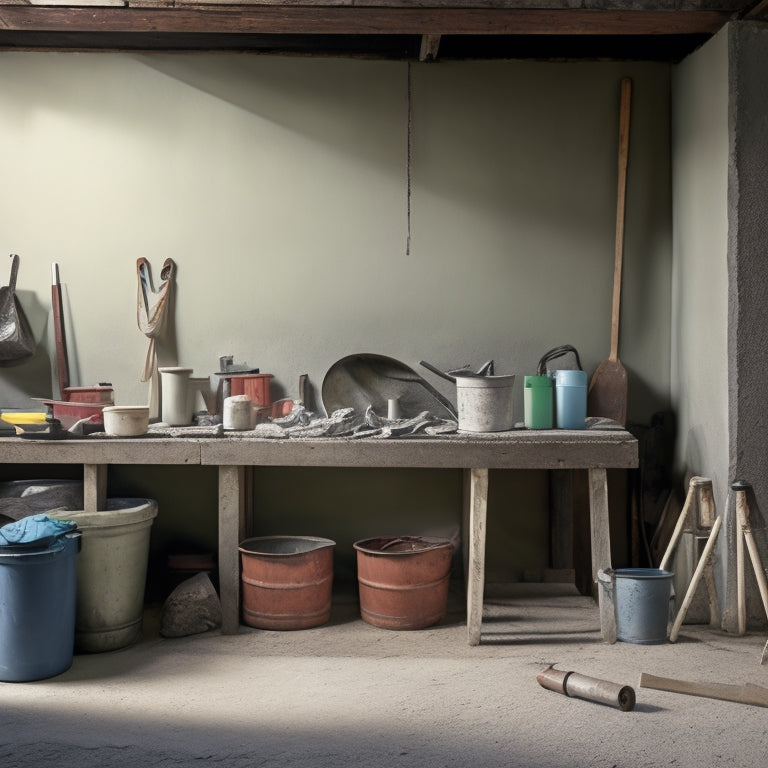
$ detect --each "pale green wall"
[671,33,730,503]
[669,29,729,620]
[0,54,673,587]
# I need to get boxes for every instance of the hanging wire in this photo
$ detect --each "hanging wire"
[406,61,412,256]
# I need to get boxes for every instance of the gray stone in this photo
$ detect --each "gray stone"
[160,572,223,638]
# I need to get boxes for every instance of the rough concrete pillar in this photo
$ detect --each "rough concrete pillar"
[723,20,768,632]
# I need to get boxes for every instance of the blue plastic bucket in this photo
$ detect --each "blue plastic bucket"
[0,532,80,682]
[614,568,674,644]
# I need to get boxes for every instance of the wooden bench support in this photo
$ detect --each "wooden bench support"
[589,467,616,642]
[466,467,489,646]
[83,463,107,513]
[1,427,636,641]
[218,465,246,635]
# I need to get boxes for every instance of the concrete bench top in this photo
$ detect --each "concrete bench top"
[0,420,637,470]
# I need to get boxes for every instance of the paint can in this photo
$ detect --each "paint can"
[223,395,253,430]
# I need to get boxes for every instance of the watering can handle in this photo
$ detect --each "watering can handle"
[597,569,617,644]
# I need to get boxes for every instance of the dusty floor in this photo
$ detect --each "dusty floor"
[1,584,766,768]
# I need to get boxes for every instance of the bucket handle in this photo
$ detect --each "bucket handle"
[597,568,617,644]
[536,344,583,376]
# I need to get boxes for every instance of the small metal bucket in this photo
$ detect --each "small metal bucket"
[455,375,516,432]
[239,536,335,630]
[599,567,674,644]
[353,536,453,630]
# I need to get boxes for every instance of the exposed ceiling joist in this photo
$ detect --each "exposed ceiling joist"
[0,7,733,37]
[420,34,442,62]
[744,0,768,16]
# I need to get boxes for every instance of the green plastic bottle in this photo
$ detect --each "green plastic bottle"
[523,375,553,429]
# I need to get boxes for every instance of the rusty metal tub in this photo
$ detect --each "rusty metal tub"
[353,536,453,630]
[239,536,335,630]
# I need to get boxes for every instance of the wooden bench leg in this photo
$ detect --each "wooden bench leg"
[83,464,107,513]
[219,465,246,635]
[588,467,616,643]
[462,469,471,594]
[466,467,489,646]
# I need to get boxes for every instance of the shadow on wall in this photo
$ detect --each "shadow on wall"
[107,463,551,604]
[134,54,405,171]
[678,422,704,492]
[625,362,672,430]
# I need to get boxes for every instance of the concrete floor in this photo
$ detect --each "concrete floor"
[1,583,766,768]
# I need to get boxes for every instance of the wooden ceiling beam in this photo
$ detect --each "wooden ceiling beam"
[0,7,732,37]
[744,0,768,17]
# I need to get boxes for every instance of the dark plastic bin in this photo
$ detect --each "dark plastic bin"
[0,532,81,682]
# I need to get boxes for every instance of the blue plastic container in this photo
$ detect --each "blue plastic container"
[614,568,674,644]
[0,532,80,682]
[554,369,587,429]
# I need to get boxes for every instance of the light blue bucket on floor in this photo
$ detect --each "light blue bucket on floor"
[613,568,674,644]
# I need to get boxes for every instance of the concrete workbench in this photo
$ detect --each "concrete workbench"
[0,421,637,644]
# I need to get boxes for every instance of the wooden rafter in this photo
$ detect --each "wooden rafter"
[0,7,732,37]
[419,34,441,61]
[744,0,768,16]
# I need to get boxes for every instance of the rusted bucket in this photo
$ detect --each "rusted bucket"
[353,536,453,630]
[239,536,335,630]
[229,373,273,405]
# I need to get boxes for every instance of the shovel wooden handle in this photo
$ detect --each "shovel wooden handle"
[51,262,70,396]
[610,77,632,363]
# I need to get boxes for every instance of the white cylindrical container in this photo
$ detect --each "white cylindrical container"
[158,367,193,426]
[455,375,516,432]
[223,395,253,430]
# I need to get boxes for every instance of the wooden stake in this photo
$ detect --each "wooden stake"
[739,491,768,620]
[659,476,698,572]
[736,488,747,636]
[669,516,722,642]
[732,483,768,660]
[640,672,768,708]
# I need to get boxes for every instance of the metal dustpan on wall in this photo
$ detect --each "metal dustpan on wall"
[321,353,457,420]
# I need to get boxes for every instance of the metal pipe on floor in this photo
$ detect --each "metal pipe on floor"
[537,665,636,711]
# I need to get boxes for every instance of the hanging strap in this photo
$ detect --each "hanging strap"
[136,257,175,383]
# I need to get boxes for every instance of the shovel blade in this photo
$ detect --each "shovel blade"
[588,359,627,426]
